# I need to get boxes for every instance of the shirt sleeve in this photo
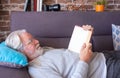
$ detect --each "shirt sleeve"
[71,60,89,78]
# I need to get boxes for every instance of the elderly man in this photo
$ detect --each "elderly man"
[5,25,106,78]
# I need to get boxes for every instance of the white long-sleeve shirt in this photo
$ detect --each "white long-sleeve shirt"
[28,48,106,78]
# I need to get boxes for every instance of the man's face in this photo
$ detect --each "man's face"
[20,32,42,61]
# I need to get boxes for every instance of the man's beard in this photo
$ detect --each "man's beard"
[30,47,44,60]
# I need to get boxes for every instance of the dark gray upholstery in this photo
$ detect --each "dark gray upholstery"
[10,11,120,51]
[0,66,30,78]
[0,11,120,78]
[92,35,113,51]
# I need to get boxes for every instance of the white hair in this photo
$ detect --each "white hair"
[5,29,26,50]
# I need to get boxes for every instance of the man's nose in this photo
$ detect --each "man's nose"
[34,39,39,44]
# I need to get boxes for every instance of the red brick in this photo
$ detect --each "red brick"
[10,0,26,4]
[0,11,9,15]
[57,0,71,3]
[0,5,2,9]
[84,5,94,10]
[0,22,7,26]
[117,5,120,9]
[114,0,120,4]
[0,5,11,10]
[43,0,55,4]
[0,33,4,37]
[0,26,10,31]
[0,15,10,20]
[106,5,115,9]
[0,0,9,4]
[10,4,24,11]
[87,0,96,2]
[0,38,6,42]
[19,5,25,10]
[107,1,114,4]
[73,0,87,4]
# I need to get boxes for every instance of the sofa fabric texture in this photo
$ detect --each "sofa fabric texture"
[10,11,120,52]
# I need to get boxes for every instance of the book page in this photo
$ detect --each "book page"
[68,25,92,53]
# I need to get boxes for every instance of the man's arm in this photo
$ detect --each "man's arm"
[71,60,89,78]
[70,42,92,78]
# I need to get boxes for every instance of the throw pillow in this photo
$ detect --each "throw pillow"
[0,42,28,68]
[112,24,120,51]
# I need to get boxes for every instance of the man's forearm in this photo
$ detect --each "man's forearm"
[71,61,89,78]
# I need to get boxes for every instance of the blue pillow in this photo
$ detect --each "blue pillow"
[0,42,28,68]
[112,24,120,51]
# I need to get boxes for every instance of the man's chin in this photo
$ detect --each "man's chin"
[34,47,43,57]
[37,46,41,50]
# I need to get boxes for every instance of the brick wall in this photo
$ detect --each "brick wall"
[0,0,26,41]
[0,0,120,41]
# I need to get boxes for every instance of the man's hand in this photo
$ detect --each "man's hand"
[82,25,94,31]
[79,43,93,63]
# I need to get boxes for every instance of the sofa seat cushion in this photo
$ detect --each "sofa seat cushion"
[0,66,30,78]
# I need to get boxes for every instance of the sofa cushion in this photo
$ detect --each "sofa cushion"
[92,35,113,52]
[112,24,120,51]
[36,37,70,48]
[0,66,30,78]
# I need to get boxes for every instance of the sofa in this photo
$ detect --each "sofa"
[0,11,120,78]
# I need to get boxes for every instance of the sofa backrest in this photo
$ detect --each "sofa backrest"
[10,11,120,52]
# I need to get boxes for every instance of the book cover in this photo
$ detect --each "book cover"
[68,25,92,53]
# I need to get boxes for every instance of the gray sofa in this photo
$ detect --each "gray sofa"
[0,11,120,78]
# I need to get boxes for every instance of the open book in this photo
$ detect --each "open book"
[68,25,92,53]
